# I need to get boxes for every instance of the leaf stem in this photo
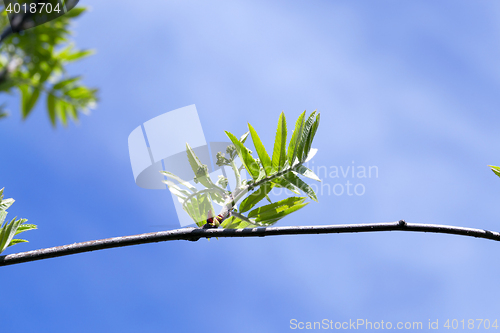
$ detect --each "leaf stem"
[230,159,241,188]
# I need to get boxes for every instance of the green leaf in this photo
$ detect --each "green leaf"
[68,104,78,120]
[295,165,321,182]
[25,88,41,118]
[53,76,81,90]
[185,143,214,188]
[239,183,273,213]
[248,123,273,176]
[8,239,28,246]
[184,200,199,224]
[283,172,318,202]
[160,170,197,192]
[220,216,239,228]
[0,217,21,253]
[303,113,320,159]
[247,196,308,223]
[14,222,36,236]
[209,190,225,204]
[247,196,306,218]
[271,177,300,194]
[59,50,94,62]
[19,85,30,118]
[182,190,217,227]
[287,111,306,166]
[64,7,86,18]
[489,165,500,178]
[0,198,15,211]
[183,194,203,227]
[296,111,317,162]
[239,131,250,144]
[225,131,260,179]
[164,180,190,199]
[0,211,7,226]
[221,216,257,229]
[196,193,214,227]
[304,148,318,163]
[0,189,33,254]
[47,93,56,126]
[56,99,68,126]
[271,112,288,172]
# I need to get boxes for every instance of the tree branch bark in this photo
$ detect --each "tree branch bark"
[2,220,500,267]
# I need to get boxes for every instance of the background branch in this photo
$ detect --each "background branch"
[2,220,500,267]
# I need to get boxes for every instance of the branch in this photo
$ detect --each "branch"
[2,220,500,267]
[0,25,13,45]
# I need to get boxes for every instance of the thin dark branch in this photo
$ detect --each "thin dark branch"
[2,220,500,267]
[0,25,13,44]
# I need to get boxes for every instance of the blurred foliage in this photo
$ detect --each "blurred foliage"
[0,4,97,127]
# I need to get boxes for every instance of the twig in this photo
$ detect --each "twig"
[2,220,500,267]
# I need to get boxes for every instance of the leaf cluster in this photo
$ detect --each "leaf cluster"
[0,188,36,254]
[0,5,97,127]
[161,111,321,229]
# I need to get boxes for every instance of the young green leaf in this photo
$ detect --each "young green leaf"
[489,165,500,178]
[247,196,309,223]
[0,198,14,211]
[239,183,274,213]
[197,193,214,227]
[304,148,318,163]
[164,180,190,199]
[225,131,261,179]
[0,188,35,254]
[183,192,214,227]
[8,239,29,246]
[0,218,22,254]
[161,170,198,192]
[287,111,306,166]
[296,111,317,162]
[271,177,301,194]
[53,76,81,90]
[247,196,306,218]
[222,216,258,229]
[59,50,94,62]
[271,112,288,172]
[248,123,273,176]
[13,223,37,236]
[256,202,309,225]
[186,143,215,188]
[19,85,30,118]
[184,200,199,224]
[56,100,69,126]
[186,142,204,174]
[303,113,320,160]
[25,88,41,118]
[295,165,321,182]
[240,131,250,144]
[220,216,239,228]
[47,93,57,126]
[283,172,318,202]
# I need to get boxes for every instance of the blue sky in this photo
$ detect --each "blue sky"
[2,0,500,331]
